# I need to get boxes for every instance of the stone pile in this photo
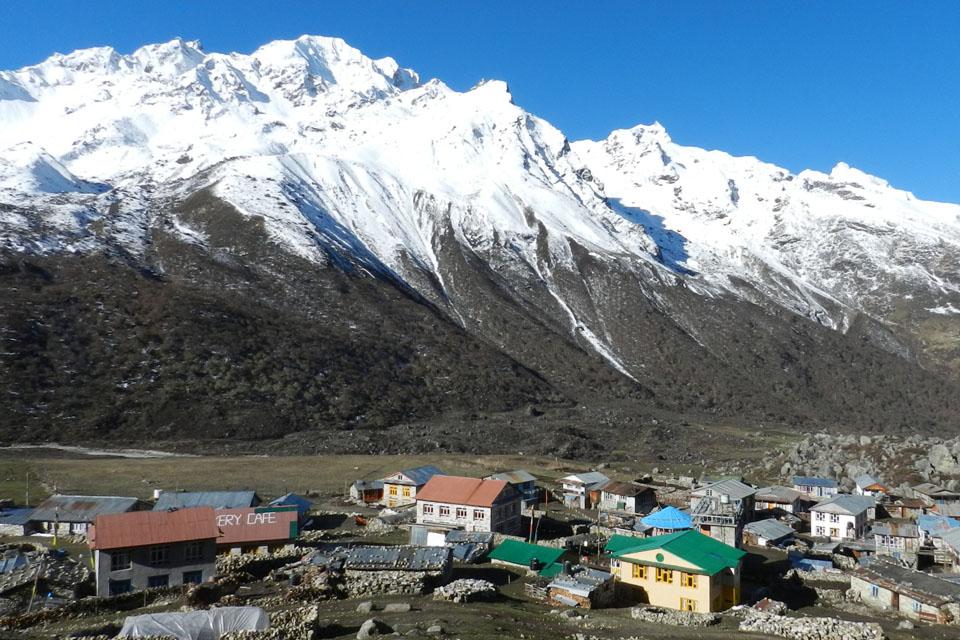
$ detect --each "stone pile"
[433,579,496,603]
[738,610,884,640]
[216,547,304,576]
[631,606,720,627]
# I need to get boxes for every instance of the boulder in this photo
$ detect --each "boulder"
[357,617,391,639]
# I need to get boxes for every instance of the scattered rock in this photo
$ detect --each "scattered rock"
[631,605,719,627]
[425,624,444,635]
[433,579,496,603]
[356,601,374,613]
[383,602,412,613]
[357,617,391,639]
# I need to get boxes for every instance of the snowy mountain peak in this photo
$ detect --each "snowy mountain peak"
[1,34,959,383]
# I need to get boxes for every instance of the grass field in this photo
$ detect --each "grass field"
[0,420,800,507]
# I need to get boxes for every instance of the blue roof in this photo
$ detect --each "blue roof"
[386,465,443,486]
[640,506,692,530]
[918,514,960,535]
[154,490,259,511]
[0,552,28,574]
[0,508,34,527]
[268,493,312,516]
[792,476,837,488]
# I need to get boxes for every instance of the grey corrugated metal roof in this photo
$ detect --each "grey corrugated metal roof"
[744,518,795,541]
[810,495,874,516]
[0,508,34,527]
[693,479,756,500]
[383,466,443,486]
[561,472,609,488]
[755,486,804,503]
[855,474,883,489]
[487,470,537,484]
[310,544,451,571]
[352,480,384,491]
[30,495,141,523]
[793,476,838,488]
[548,566,613,597]
[855,556,960,606]
[872,521,919,538]
[153,490,259,511]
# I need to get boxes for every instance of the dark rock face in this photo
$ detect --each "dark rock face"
[2,191,959,456]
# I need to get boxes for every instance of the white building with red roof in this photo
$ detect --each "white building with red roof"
[415,475,522,535]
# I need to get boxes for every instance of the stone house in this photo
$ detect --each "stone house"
[415,475,521,535]
[689,479,756,548]
[608,529,745,612]
[855,475,889,497]
[88,507,219,597]
[743,518,795,547]
[599,482,656,515]
[873,520,920,567]
[809,495,874,541]
[753,486,808,516]
[851,556,960,624]
[485,470,539,508]
[349,480,384,504]
[792,476,839,499]
[30,495,146,537]
[547,565,616,609]
[560,472,610,509]
[380,465,443,508]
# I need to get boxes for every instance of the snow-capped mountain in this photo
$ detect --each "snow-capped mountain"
[2,36,959,446]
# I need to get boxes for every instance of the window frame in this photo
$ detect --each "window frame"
[184,541,204,564]
[111,550,132,572]
[682,572,698,588]
[422,503,434,515]
[439,505,450,517]
[655,567,674,584]
[631,563,647,580]
[456,507,467,519]
[473,509,485,520]
[148,545,170,567]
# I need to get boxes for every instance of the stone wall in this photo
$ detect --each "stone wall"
[738,610,883,640]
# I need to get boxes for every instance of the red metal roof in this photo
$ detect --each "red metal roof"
[89,507,219,550]
[215,506,299,546]
[415,475,512,507]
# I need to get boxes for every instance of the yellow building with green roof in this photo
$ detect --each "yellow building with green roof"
[607,529,746,612]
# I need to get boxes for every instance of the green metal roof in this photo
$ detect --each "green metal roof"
[488,539,565,568]
[537,562,564,578]
[604,534,646,555]
[610,529,746,576]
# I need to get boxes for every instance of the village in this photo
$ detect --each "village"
[1,455,960,640]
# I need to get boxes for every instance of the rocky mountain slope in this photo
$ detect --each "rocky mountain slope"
[1,36,958,452]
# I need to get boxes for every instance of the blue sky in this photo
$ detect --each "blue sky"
[2,2,958,202]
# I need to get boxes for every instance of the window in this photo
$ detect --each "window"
[473,509,485,520]
[830,528,839,538]
[402,487,411,497]
[111,551,131,571]
[423,504,434,514]
[439,505,450,517]
[109,579,132,596]
[184,541,204,563]
[680,597,697,612]
[183,570,203,585]
[912,601,922,612]
[148,545,169,566]
[389,486,398,496]
[631,564,646,580]
[681,572,697,588]
[456,507,467,518]
[815,526,825,535]
[870,586,879,598]
[147,574,169,589]
[655,568,673,584]
[705,489,713,496]
[829,514,840,523]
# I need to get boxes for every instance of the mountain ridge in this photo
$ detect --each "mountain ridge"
[1,36,959,450]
